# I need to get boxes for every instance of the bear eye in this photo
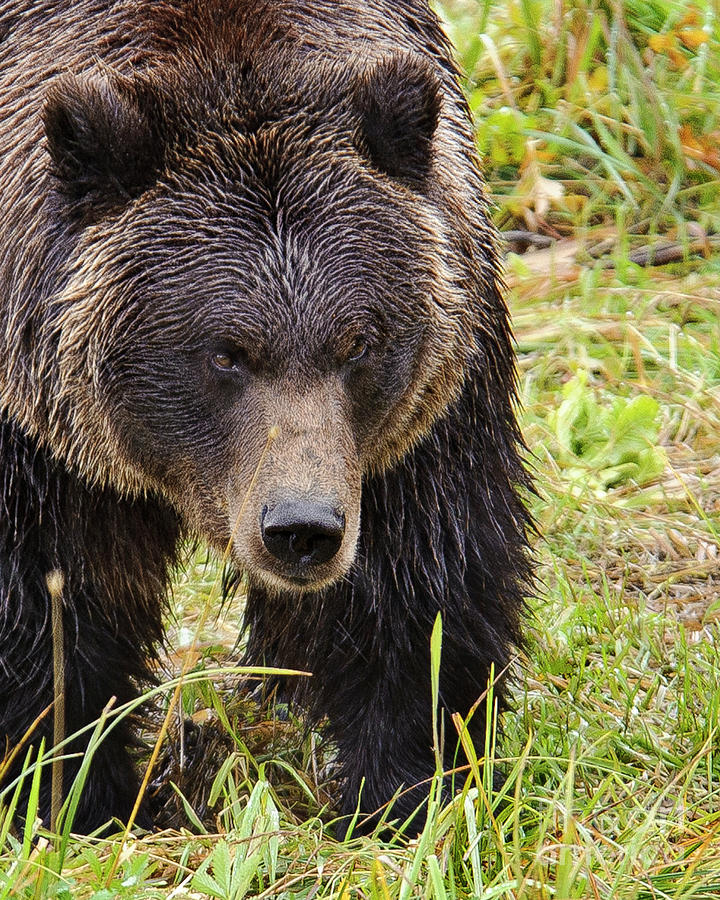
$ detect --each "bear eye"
[344,336,370,364]
[212,352,233,370]
[210,348,246,372]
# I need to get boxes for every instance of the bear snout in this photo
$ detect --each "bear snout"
[260,499,345,572]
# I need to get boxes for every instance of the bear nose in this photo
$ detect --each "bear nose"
[261,501,345,567]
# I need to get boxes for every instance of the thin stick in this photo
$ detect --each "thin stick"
[47,569,66,833]
[0,704,53,780]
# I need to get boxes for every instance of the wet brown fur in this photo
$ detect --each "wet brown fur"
[0,0,531,833]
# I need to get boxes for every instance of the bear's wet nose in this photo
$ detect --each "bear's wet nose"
[261,501,345,567]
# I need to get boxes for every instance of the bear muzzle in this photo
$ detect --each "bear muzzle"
[226,386,362,591]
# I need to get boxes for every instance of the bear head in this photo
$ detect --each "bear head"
[41,47,474,594]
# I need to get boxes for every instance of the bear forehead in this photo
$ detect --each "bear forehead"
[106,126,434,298]
[79,151,431,357]
[104,219,424,351]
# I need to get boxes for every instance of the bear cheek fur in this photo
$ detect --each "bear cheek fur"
[366,202,476,475]
[50,241,168,499]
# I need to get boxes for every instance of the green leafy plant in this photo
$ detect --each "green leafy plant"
[549,370,667,491]
[191,769,280,899]
[474,106,535,170]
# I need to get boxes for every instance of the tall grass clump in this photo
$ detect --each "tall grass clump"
[437,0,720,235]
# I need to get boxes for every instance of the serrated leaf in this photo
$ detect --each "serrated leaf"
[609,395,661,460]
[214,839,233,894]
[192,842,229,898]
[191,866,223,898]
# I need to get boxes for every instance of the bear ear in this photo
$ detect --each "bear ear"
[354,54,441,187]
[44,72,166,222]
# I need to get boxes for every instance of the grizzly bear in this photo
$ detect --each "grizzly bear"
[0,0,531,834]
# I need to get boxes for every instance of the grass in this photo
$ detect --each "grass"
[438,0,720,235]
[2,0,720,896]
